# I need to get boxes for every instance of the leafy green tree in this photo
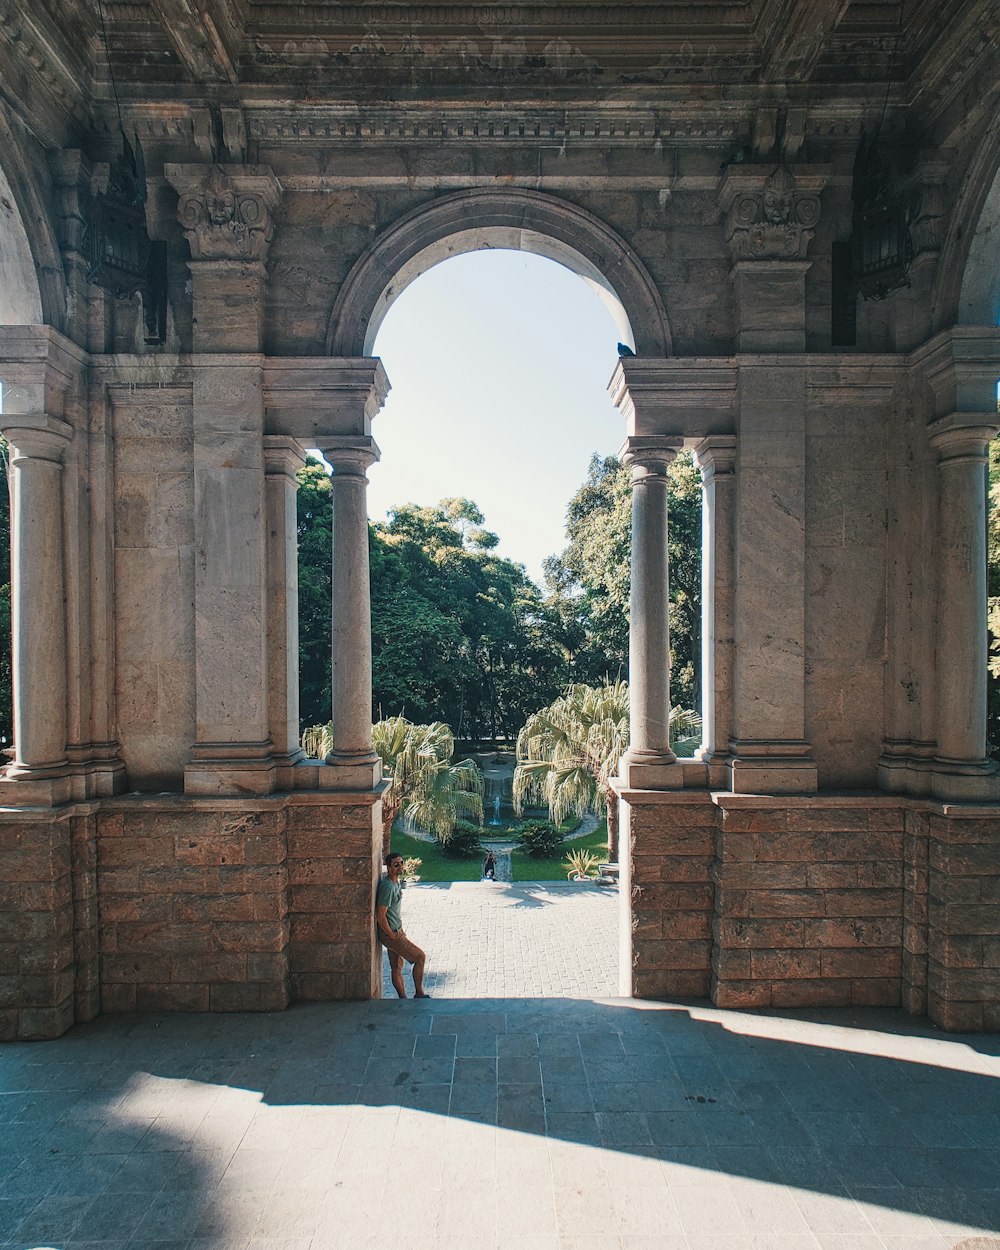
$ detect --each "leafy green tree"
[296,457,333,730]
[988,437,1000,757]
[302,716,484,852]
[370,498,567,741]
[513,679,700,861]
[544,450,703,710]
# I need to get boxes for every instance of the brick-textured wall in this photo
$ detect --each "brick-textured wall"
[0,811,76,1040]
[71,812,100,1024]
[97,801,292,1013]
[286,796,382,1002]
[927,810,1000,1031]
[621,792,716,999]
[710,799,904,1009]
[3,790,1000,1037]
[902,809,929,1015]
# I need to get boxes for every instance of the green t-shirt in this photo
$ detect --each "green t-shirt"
[376,875,402,933]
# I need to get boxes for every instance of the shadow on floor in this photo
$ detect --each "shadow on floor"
[2,999,999,1248]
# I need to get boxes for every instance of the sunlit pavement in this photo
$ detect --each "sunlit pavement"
[2,961,1000,1248]
[380,880,621,1000]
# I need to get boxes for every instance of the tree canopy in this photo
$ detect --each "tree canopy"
[296,458,572,742]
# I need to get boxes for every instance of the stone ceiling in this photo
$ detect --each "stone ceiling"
[0,0,996,158]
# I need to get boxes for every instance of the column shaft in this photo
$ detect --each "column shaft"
[619,438,682,789]
[932,425,995,766]
[694,437,737,772]
[264,438,307,770]
[321,439,381,788]
[5,425,71,779]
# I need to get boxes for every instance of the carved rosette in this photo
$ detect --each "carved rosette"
[165,163,282,263]
[720,164,825,261]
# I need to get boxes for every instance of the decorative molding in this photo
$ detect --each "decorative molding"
[164,164,282,262]
[719,163,826,261]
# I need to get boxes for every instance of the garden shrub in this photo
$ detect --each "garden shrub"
[441,819,484,858]
[516,819,563,858]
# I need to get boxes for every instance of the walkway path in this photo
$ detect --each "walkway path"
[381,880,620,999]
[2,998,999,1249]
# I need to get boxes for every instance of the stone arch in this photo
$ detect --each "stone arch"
[0,105,65,332]
[0,159,43,326]
[326,188,672,358]
[934,113,1000,330]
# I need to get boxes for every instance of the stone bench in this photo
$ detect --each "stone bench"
[596,863,620,886]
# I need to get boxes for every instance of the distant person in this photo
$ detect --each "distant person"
[483,850,497,880]
[376,851,429,999]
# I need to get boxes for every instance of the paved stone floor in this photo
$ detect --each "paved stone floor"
[2,882,1000,1250]
[380,881,620,999]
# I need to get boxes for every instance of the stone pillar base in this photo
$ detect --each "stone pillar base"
[0,810,76,1040]
[319,752,383,791]
[927,805,1000,1031]
[616,786,716,1000]
[618,751,684,790]
[184,742,277,796]
[727,741,818,794]
[877,741,936,796]
[929,759,1000,802]
[66,743,128,801]
[0,769,72,807]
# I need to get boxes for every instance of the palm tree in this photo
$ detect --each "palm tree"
[513,681,700,862]
[302,717,484,854]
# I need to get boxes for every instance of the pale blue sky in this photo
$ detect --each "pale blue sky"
[367,249,627,586]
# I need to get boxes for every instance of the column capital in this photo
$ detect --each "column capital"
[0,324,87,419]
[928,414,999,461]
[609,357,737,441]
[264,357,391,441]
[317,435,381,478]
[619,435,682,475]
[263,435,307,479]
[1,414,73,463]
[693,434,737,479]
[913,326,1000,419]
[165,163,282,263]
[719,163,828,262]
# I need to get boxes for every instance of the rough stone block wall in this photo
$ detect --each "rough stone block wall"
[71,812,100,1024]
[902,809,929,1015]
[711,800,905,1009]
[0,812,76,1040]
[927,808,1000,1031]
[285,796,382,1002]
[97,801,292,1013]
[622,793,716,999]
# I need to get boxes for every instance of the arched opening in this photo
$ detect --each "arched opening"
[314,232,699,999]
[0,157,45,755]
[327,188,672,359]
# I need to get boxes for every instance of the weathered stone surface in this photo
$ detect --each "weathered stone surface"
[2,2,1000,1033]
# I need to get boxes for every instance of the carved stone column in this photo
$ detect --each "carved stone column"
[693,436,737,784]
[264,437,307,784]
[618,436,684,790]
[315,437,382,790]
[0,417,72,804]
[167,165,282,795]
[929,418,1000,799]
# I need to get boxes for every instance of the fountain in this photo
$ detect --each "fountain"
[488,794,502,826]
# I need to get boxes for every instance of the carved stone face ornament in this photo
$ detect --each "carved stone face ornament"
[723,163,822,261]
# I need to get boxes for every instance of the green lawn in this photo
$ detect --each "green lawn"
[388,821,610,883]
[512,821,609,881]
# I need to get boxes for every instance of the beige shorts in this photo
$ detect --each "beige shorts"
[379,927,425,966]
